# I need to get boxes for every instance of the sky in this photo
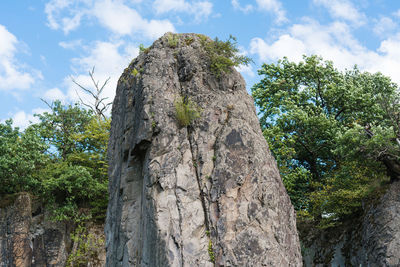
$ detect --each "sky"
[1,0,400,129]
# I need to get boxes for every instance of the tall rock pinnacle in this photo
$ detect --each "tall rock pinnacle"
[105,33,302,266]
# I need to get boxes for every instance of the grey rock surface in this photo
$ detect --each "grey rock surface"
[0,193,105,267]
[359,179,400,266]
[106,33,302,266]
[301,180,400,266]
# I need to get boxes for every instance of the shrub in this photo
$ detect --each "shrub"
[200,35,253,77]
[174,96,201,127]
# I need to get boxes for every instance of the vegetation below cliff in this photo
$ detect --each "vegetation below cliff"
[1,32,399,265]
[0,100,109,223]
[252,55,399,229]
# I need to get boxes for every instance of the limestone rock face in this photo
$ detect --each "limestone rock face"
[301,179,400,266]
[106,33,302,266]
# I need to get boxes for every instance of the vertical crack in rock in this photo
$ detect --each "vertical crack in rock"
[206,106,233,260]
[187,127,211,233]
[173,168,184,267]
[106,33,302,266]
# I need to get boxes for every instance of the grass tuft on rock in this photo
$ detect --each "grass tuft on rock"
[174,96,201,127]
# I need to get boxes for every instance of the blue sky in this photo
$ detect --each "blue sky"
[1,0,400,128]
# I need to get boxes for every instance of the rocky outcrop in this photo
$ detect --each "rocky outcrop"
[0,193,105,267]
[301,180,400,266]
[106,33,302,266]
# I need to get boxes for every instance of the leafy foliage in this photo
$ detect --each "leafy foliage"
[33,101,93,160]
[0,120,49,194]
[174,96,202,127]
[252,55,398,227]
[0,101,110,223]
[200,34,253,77]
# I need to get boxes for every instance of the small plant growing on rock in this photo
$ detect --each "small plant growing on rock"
[185,36,194,45]
[208,239,215,263]
[200,34,253,77]
[139,44,150,54]
[174,96,201,127]
[167,33,179,48]
[131,68,139,77]
[67,224,105,266]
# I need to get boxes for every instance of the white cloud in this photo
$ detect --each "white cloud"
[45,0,175,39]
[144,20,176,39]
[313,0,366,26]
[256,0,287,24]
[154,0,186,13]
[249,19,400,85]
[59,39,83,50]
[45,0,70,30]
[43,88,67,102]
[231,0,286,23]
[0,25,36,91]
[61,13,83,34]
[251,35,306,63]
[236,64,255,78]
[66,40,139,112]
[94,0,174,38]
[373,17,397,37]
[250,19,367,68]
[153,0,213,22]
[193,1,213,22]
[45,0,86,34]
[11,108,49,130]
[372,34,400,81]
[231,0,253,13]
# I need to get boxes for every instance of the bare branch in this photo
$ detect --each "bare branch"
[75,90,96,113]
[72,78,97,99]
[71,66,112,119]
[40,98,54,109]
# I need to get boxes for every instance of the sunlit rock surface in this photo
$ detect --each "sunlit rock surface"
[106,33,302,266]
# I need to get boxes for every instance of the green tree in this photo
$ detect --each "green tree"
[0,120,49,195]
[252,55,399,227]
[31,101,109,222]
[34,100,93,160]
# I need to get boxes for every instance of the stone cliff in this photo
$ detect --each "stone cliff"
[301,179,400,266]
[106,33,302,266]
[0,193,105,267]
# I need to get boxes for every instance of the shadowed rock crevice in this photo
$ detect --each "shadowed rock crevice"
[106,33,302,266]
[188,130,210,225]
